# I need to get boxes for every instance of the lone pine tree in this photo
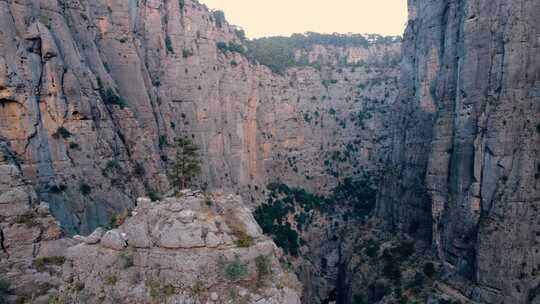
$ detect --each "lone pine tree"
[169,137,201,191]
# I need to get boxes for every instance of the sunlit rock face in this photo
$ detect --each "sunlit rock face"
[377,0,540,302]
[0,0,399,234]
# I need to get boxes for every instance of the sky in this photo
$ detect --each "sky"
[198,0,408,38]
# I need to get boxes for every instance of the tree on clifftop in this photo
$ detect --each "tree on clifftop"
[169,137,201,192]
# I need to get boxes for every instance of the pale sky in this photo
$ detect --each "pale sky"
[198,0,408,38]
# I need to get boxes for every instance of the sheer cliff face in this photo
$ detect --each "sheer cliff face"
[0,0,399,234]
[378,0,540,302]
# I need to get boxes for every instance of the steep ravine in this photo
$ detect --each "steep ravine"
[1,0,537,303]
[0,0,400,303]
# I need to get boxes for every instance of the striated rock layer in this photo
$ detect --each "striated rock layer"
[377,0,540,303]
[0,0,399,234]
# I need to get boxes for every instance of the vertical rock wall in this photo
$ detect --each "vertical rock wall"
[377,0,540,302]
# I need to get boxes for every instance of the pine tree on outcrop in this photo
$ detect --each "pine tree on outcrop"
[169,137,201,191]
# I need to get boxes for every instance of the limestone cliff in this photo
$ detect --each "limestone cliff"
[377,0,540,303]
[0,0,399,235]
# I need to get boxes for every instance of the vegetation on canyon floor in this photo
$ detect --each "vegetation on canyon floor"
[254,176,376,256]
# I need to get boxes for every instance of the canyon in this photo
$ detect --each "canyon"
[0,0,538,303]
[0,0,399,234]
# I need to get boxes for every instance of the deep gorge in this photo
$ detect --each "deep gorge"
[0,0,538,303]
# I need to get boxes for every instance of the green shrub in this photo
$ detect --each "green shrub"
[222,257,248,282]
[49,184,67,194]
[104,275,117,285]
[134,162,146,177]
[32,256,66,272]
[255,255,272,287]
[108,210,129,230]
[144,279,176,300]
[330,177,376,218]
[165,36,174,54]
[254,202,300,256]
[145,279,161,300]
[79,183,91,196]
[163,284,175,297]
[53,127,71,139]
[212,10,225,28]
[69,142,80,150]
[104,160,121,175]
[158,135,167,149]
[182,48,193,58]
[178,0,185,10]
[100,87,127,108]
[224,209,254,248]
[227,42,245,54]
[216,41,228,52]
[148,190,161,202]
[234,232,253,248]
[364,243,379,258]
[47,295,63,304]
[14,212,39,228]
[118,252,134,269]
[235,28,246,41]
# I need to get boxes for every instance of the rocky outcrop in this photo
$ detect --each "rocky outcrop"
[0,187,302,303]
[0,0,399,235]
[377,0,540,303]
[59,192,301,304]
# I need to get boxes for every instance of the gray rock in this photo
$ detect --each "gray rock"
[82,227,105,245]
[377,0,540,303]
[100,229,127,251]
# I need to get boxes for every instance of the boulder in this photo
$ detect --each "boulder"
[100,229,127,250]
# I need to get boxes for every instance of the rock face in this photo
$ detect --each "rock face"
[0,139,75,303]
[377,0,540,303]
[0,0,399,234]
